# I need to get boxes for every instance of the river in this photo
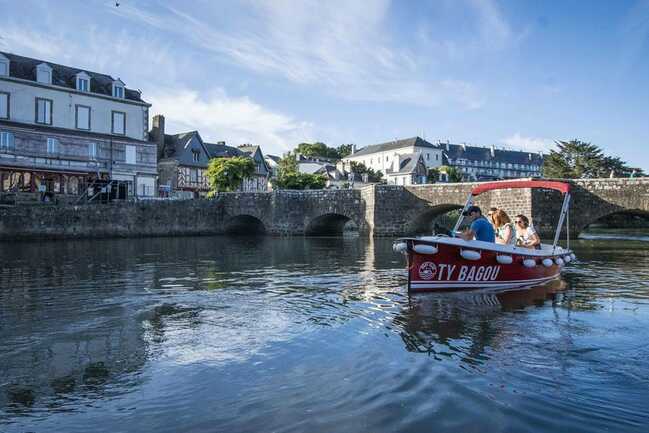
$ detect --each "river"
[1,234,649,433]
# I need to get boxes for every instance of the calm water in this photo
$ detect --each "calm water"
[1,235,649,433]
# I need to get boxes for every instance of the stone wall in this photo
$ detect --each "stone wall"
[1,179,647,240]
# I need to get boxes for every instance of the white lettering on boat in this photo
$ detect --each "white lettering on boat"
[419,263,501,282]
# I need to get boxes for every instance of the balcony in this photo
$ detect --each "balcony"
[0,148,108,173]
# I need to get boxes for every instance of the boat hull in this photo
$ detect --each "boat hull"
[398,237,570,292]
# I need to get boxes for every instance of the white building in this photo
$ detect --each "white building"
[340,137,442,185]
[0,51,157,199]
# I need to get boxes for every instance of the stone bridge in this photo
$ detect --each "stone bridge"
[0,178,648,240]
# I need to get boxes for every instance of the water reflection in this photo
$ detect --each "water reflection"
[1,236,649,433]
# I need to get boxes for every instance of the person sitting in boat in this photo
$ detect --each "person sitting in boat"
[459,206,495,243]
[487,207,498,229]
[493,209,516,245]
[515,214,541,249]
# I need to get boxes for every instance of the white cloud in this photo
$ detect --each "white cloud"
[0,20,315,155]
[111,0,513,109]
[148,89,314,154]
[502,133,554,153]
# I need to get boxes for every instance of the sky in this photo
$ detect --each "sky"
[1,0,648,168]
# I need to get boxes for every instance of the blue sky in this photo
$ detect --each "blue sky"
[1,0,648,168]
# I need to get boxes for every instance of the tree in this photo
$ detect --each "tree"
[336,144,353,159]
[295,142,339,160]
[274,172,327,190]
[274,152,327,190]
[349,161,383,182]
[438,165,463,183]
[294,142,354,160]
[427,168,440,183]
[205,156,255,195]
[543,140,643,178]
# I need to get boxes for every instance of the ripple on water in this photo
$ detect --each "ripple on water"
[1,237,649,433]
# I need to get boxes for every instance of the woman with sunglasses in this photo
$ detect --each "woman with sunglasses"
[515,214,541,249]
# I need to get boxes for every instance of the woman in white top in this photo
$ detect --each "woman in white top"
[515,214,541,249]
[493,209,516,245]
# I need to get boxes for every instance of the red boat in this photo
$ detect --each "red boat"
[393,180,576,292]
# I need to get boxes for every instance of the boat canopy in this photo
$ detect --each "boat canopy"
[471,180,570,196]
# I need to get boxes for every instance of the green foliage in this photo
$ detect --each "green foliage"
[294,142,354,160]
[206,156,255,195]
[543,140,644,178]
[274,172,327,190]
[426,168,439,183]
[336,144,354,159]
[349,161,383,182]
[274,152,327,189]
[439,165,463,183]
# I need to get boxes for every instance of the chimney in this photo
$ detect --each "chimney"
[461,142,466,151]
[445,142,450,151]
[150,114,166,158]
[490,145,495,158]
[528,152,532,161]
[351,144,357,155]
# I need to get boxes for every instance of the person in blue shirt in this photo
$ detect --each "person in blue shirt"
[459,205,496,242]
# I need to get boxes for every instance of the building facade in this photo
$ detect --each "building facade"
[0,51,157,199]
[440,142,543,181]
[341,137,443,177]
[150,115,270,197]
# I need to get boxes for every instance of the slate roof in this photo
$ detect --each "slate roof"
[265,154,281,164]
[387,152,425,174]
[349,137,437,158]
[163,131,197,157]
[0,51,146,103]
[205,142,243,158]
[441,143,544,165]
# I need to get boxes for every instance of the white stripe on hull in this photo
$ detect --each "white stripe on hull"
[409,274,559,291]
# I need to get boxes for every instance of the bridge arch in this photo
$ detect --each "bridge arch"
[579,208,649,234]
[305,213,359,236]
[407,203,464,235]
[224,214,267,235]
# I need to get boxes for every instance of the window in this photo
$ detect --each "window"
[77,77,89,92]
[36,64,52,84]
[190,168,198,183]
[125,145,136,164]
[112,111,125,135]
[0,131,15,151]
[47,137,59,154]
[436,154,439,161]
[113,85,124,99]
[75,105,90,130]
[35,98,53,125]
[192,150,200,162]
[0,92,8,119]
[88,142,97,160]
[0,61,7,76]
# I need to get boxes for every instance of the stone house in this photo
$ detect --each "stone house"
[0,51,157,199]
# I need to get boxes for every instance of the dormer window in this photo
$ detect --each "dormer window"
[0,54,9,76]
[76,72,90,92]
[112,79,125,98]
[36,63,52,84]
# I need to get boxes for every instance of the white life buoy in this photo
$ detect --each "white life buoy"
[555,258,565,266]
[413,244,438,255]
[542,258,554,267]
[393,242,408,253]
[496,255,513,265]
[563,255,571,263]
[570,253,576,261]
[523,259,536,268]
[461,249,481,261]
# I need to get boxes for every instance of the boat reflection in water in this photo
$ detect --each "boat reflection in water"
[395,279,568,357]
